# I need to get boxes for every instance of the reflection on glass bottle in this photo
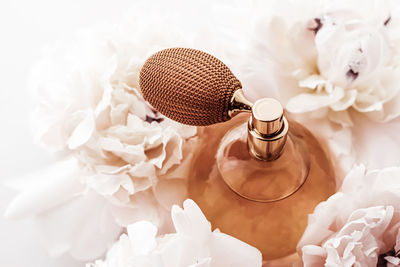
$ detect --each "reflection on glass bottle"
[189,102,336,260]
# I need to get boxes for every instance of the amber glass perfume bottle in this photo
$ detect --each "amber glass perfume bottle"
[140,48,337,262]
[189,99,336,260]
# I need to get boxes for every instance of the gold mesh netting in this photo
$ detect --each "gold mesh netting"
[139,48,242,126]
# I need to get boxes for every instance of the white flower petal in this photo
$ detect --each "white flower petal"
[94,56,117,117]
[86,173,134,196]
[298,75,327,90]
[350,113,400,169]
[127,221,158,255]
[171,199,211,239]
[35,189,121,260]
[5,158,85,219]
[111,193,161,227]
[299,164,400,266]
[286,86,344,113]
[89,199,262,267]
[330,90,357,111]
[302,245,327,267]
[110,104,129,125]
[157,132,183,174]
[209,232,262,267]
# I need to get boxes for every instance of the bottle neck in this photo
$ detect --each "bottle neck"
[246,98,289,161]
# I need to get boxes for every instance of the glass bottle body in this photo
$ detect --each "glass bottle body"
[188,114,336,260]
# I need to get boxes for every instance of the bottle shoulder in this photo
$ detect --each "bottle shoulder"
[217,123,310,202]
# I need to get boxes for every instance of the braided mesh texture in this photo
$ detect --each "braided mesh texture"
[139,48,242,126]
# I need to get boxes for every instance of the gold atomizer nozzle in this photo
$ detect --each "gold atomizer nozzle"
[247,98,288,161]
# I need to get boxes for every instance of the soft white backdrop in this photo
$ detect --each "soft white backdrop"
[0,1,132,266]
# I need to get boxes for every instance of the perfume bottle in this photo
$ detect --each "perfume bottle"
[140,48,336,261]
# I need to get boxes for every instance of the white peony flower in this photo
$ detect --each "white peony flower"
[244,0,400,126]
[298,165,400,266]
[236,0,400,175]
[5,157,123,260]
[25,3,200,232]
[87,199,262,267]
[6,0,260,261]
[6,1,235,260]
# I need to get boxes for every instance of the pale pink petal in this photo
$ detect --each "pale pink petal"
[302,245,327,267]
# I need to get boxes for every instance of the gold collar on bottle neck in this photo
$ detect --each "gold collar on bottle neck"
[229,90,289,161]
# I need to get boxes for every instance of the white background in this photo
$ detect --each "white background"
[0,1,132,266]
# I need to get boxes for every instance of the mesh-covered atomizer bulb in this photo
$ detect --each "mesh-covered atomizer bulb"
[139,47,288,160]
